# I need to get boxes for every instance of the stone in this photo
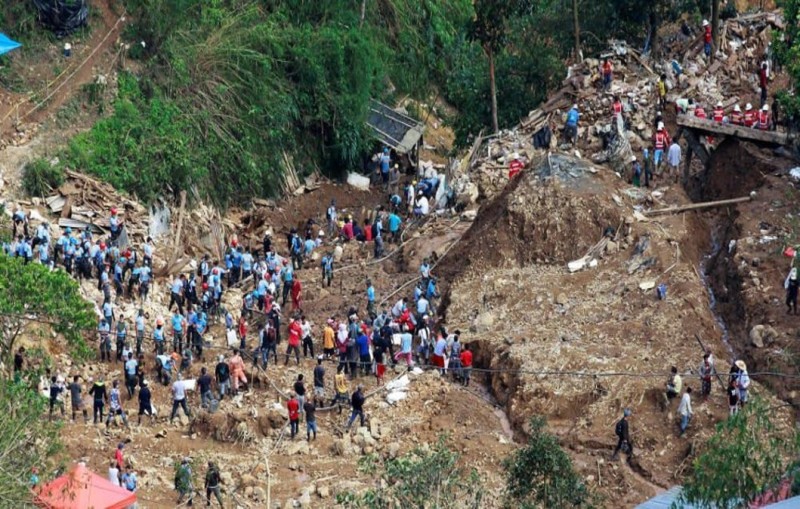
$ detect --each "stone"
[317,485,330,498]
[252,486,266,501]
[369,419,383,440]
[298,490,312,507]
[750,324,778,348]
[155,429,168,439]
[288,460,299,471]
[240,474,257,487]
[473,311,495,332]
[606,241,618,254]
[555,293,568,306]
[387,442,400,459]
[286,440,310,455]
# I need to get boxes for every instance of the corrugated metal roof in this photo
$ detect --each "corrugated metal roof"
[763,495,800,508]
[366,100,425,154]
[635,486,709,509]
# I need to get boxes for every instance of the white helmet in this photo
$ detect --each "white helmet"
[630,155,637,163]
[318,230,325,237]
[716,101,722,108]
[762,104,769,111]
[572,104,578,111]
[702,19,709,27]
[733,104,741,112]
[657,121,665,130]
[745,103,753,111]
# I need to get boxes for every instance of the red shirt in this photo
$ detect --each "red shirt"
[704,26,712,44]
[287,399,300,420]
[115,449,124,468]
[695,107,707,119]
[364,225,373,242]
[731,112,742,125]
[508,160,523,179]
[288,320,302,347]
[342,222,354,240]
[758,111,769,130]
[713,108,724,122]
[291,279,301,300]
[654,131,669,150]
[602,61,612,76]
[612,101,622,117]
[238,321,247,338]
[760,68,768,89]
[744,111,755,127]
[460,350,473,368]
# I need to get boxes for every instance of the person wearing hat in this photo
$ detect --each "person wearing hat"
[702,19,712,58]
[611,408,633,460]
[785,267,799,314]
[713,101,724,123]
[564,104,580,145]
[735,360,750,406]
[744,103,755,128]
[630,155,642,188]
[109,207,123,242]
[694,102,707,119]
[731,104,743,125]
[508,153,524,179]
[175,458,194,506]
[205,461,223,507]
[757,104,770,131]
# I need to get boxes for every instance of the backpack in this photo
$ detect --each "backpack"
[615,419,625,437]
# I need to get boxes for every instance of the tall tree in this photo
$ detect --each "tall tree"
[0,255,95,365]
[572,0,581,61]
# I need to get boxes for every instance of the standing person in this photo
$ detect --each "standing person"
[460,344,473,386]
[98,318,111,362]
[301,315,314,358]
[135,309,145,357]
[786,267,799,314]
[326,199,338,236]
[730,104,743,125]
[366,280,376,317]
[432,334,447,374]
[653,123,670,172]
[48,376,65,421]
[331,365,349,413]
[564,104,580,145]
[760,62,769,107]
[198,367,213,410]
[699,353,713,397]
[611,408,633,461]
[728,377,740,416]
[89,376,107,424]
[356,327,372,377]
[395,329,414,367]
[69,375,88,423]
[611,95,623,122]
[304,397,318,441]
[631,156,642,187]
[346,385,366,431]
[175,458,194,507]
[124,353,138,399]
[168,275,185,315]
[323,319,336,359]
[287,392,300,440]
[205,462,223,507]
[313,355,326,399]
[702,19,712,59]
[320,252,334,288]
[294,374,306,415]
[115,443,125,471]
[736,360,750,407]
[667,139,682,184]
[122,466,137,493]
[379,148,391,191]
[291,277,302,312]
[228,349,247,393]
[657,74,667,109]
[285,318,302,366]
[106,380,129,429]
[169,376,192,424]
[115,320,128,363]
[137,379,154,425]
[215,354,231,400]
[713,101,724,123]
[108,461,121,487]
[601,58,613,91]
[744,103,756,127]
[678,387,694,436]
[13,346,24,381]
[171,310,185,353]
[758,104,771,131]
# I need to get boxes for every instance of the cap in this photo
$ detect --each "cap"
[317,354,324,360]
[512,152,520,160]
[142,379,149,386]
[572,104,578,110]
[318,230,325,237]
[218,354,225,362]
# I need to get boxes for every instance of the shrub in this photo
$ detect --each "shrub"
[22,158,64,197]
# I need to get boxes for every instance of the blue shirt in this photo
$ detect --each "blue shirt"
[153,328,164,341]
[380,154,390,173]
[434,338,447,357]
[356,334,370,356]
[388,214,401,232]
[416,298,429,314]
[102,302,113,318]
[136,316,145,332]
[566,108,580,126]
[242,253,253,271]
[38,244,49,261]
[171,314,183,332]
[171,279,182,294]
[139,266,151,283]
[400,333,413,354]
[304,239,315,255]
[367,286,375,302]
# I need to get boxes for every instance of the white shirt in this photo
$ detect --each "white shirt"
[172,381,186,401]
[108,467,120,486]
[416,196,430,215]
[678,392,693,417]
[667,142,682,167]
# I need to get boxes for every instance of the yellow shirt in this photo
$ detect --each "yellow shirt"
[335,373,348,395]
[323,326,335,349]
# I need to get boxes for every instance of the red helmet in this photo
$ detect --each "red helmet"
[99,242,106,250]
[202,283,209,290]
[110,207,118,215]
[231,239,238,247]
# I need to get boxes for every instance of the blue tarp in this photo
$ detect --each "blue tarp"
[0,33,22,56]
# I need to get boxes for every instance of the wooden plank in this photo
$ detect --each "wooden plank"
[676,114,790,145]
[643,196,752,216]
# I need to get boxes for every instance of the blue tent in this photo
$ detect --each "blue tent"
[0,33,22,56]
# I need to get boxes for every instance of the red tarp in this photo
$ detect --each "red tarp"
[34,462,136,509]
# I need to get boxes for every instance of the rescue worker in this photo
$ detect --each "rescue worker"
[653,122,670,171]
[657,74,667,109]
[694,102,707,119]
[712,101,724,123]
[228,348,247,393]
[730,104,743,125]
[702,19,712,58]
[757,104,770,130]
[744,103,755,128]
[564,104,579,145]
[601,57,613,91]
[612,95,623,122]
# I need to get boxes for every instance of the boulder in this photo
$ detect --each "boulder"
[317,485,330,498]
[750,324,778,348]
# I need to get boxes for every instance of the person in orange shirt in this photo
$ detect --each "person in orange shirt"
[228,348,247,393]
[601,58,613,91]
[291,278,302,312]
[323,319,336,359]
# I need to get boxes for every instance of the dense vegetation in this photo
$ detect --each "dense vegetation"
[5,0,719,205]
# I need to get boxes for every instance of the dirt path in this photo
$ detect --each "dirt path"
[0,0,125,143]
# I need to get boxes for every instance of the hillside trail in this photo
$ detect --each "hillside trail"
[0,0,125,174]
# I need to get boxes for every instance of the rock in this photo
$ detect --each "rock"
[606,241,618,254]
[286,440,310,455]
[331,439,347,456]
[240,474,257,487]
[317,485,330,498]
[555,293,568,306]
[178,414,189,426]
[460,210,478,221]
[252,486,266,501]
[220,471,234,486]
[369,419,383,440]
[155,429,168,439]
[750,324,778,348]
[244,486,254,497]
[298,490,312,507]
[473,312,495,332]
[387,442,400,459]
[288,460,299,471]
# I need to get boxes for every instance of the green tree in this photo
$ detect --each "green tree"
[503,416,596,508]
[339,436,483,508]
[0,255,95,364]
[677,398,800,509]
[0,379,63,506]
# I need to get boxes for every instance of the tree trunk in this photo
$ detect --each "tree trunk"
[711,0,720,62]
[572,0,581,61]
[360,0,366,27]
[488,46,499,134]
[649,8,660,58]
